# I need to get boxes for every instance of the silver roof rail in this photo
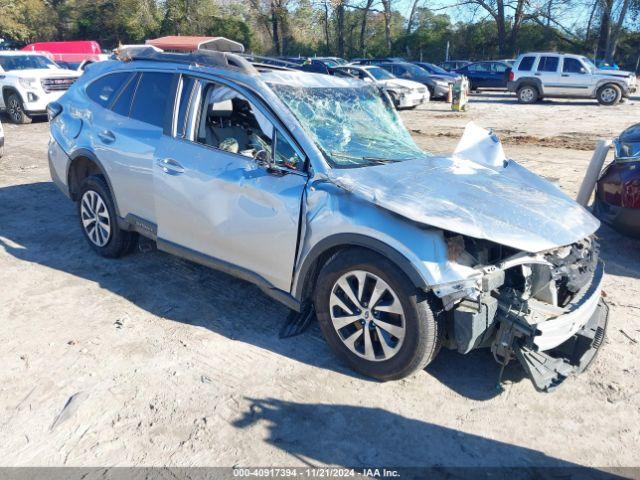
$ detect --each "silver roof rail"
[115,47,258,75]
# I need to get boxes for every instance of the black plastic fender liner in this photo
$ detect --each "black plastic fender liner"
[515,299,609,392]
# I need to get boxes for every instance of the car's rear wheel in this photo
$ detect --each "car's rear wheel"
[314,249,442,381]
[77,175,136,258]
[6,93,32,124]
[597,84,622,105]
[517,85,539,104]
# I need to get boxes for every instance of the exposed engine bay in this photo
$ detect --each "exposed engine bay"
[442,234,607,391]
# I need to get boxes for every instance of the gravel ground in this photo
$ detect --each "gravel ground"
[0,92,639,471]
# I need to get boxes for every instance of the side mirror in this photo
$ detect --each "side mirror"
[580,67,587,74]
[255,149,286,175]
[255,149,273,167]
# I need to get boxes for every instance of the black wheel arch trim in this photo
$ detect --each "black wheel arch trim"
[2,86,23,104]
[293,233,428,301]
[67,148,122,218]
[514,78,543,94]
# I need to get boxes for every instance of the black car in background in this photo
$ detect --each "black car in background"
[454,60,511,90]
[377,62,453,99]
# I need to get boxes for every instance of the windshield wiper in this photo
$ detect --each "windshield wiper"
[331,152,402,163]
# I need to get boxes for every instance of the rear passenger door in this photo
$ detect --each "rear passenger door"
[86,70,174,224]
[153,75,308,293]
[534,55,562,95]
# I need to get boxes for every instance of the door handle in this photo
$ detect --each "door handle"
[97,130,116,144]
[561,74,570,77]
[534,73,541,76]
[156,158,185,175]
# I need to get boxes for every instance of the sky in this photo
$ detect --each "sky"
[394,0,593,31]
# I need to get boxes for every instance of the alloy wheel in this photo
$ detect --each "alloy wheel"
[600,87,617,104]
[329,270,406,362]
[80,190,111,247]
[520,87,535,103]
[7,97,22,123]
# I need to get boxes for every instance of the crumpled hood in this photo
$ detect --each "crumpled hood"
[328,156,600,253]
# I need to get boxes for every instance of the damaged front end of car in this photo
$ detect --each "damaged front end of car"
[438,234,608,392]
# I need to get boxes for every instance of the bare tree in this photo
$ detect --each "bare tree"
[380,0,392,52]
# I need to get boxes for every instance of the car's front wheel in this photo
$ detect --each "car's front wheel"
[6,93,32,124]
[314,249,442,381]
[597,84,622,105]
[77,175,136,258]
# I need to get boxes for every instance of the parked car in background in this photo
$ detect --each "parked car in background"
[0,51,81,123]
[594,59,620,71]
[377,62,453,99]
[333,65,429,109]
[21,41,107,71]
[594,123,640,237]
[439,60,471,71]
[48,47,607,391]
[412,61,460,81]
[455,61,511,91]
[508,52,637,105]
[0,118,4,157]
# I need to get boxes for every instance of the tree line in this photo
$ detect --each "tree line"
[0,0,638,69]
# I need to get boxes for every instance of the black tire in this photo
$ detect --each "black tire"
[517,85,539,104]
[314,248,443,381]
[6,93,32,124]
[596,84,622,105]
[77,175,137,258]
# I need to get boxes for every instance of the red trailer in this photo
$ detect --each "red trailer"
[21,41,103,69]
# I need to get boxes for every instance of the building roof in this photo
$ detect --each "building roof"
[146,36,244,54]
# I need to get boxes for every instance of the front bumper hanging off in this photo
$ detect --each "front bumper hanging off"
[515,299,609,392]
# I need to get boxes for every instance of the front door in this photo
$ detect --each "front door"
[153,75,308,293]
[555,57,594,97]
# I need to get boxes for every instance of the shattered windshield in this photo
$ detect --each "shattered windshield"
[269,82,426,168]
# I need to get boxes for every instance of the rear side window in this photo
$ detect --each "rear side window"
[86,72,131,108]
[537,56,559,72]
[111,73,139,117]
[129,72,174,128]
[563,58,584,73]
[518,56,535,71]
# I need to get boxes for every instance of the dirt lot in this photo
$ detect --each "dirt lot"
[0,92,639,471]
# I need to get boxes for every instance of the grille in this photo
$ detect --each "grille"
[41,77,77,93]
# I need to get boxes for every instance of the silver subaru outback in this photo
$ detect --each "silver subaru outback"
[48,48,607,391]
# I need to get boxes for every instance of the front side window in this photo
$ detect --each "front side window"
[269,81,425,168]
[563,58,585,74]
[86,72,132,108]
[367,67,394,80]
[537,56,559,72]
[193,82,304,170]
[129,72,174,128]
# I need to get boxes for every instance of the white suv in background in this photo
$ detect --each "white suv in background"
[0,51,81,123]
[508,52,637,105]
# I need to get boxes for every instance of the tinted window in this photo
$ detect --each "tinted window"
[111,73,139,117]
[537,56,559,72]
[563,58,584,73]
[468,63,490,72]
[175,75,196,138]
[518,56,535,71]
[129,72,174,128]
[86,72,131,108]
